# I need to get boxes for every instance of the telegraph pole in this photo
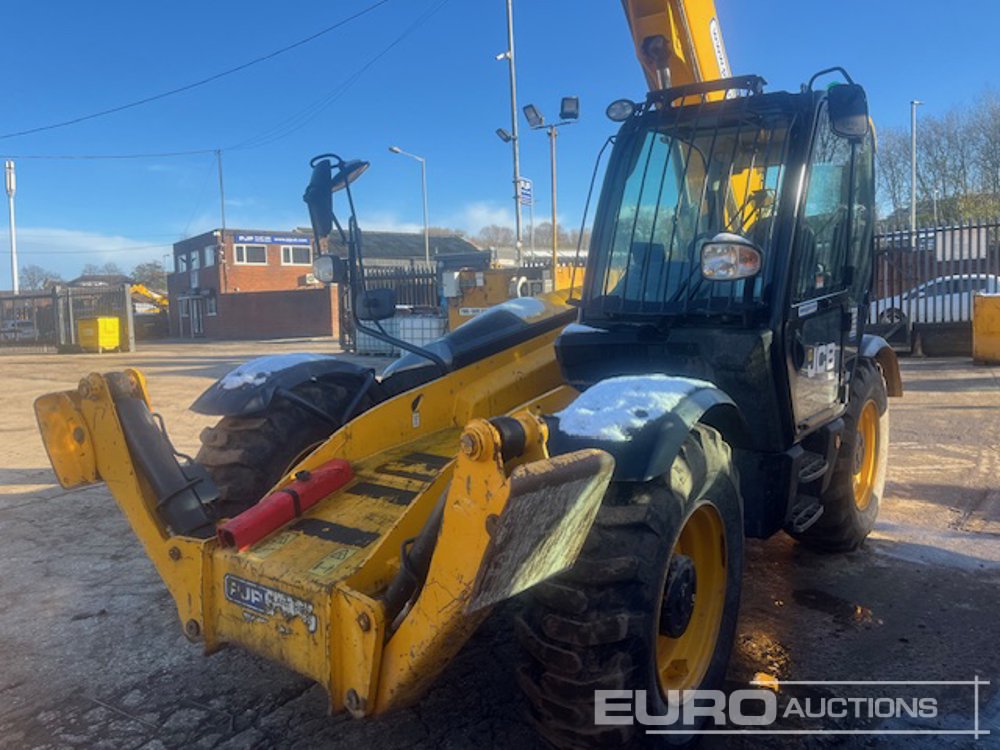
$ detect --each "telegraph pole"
[4,160,18,295]
[910,100,922,245]
[216,149,227,233]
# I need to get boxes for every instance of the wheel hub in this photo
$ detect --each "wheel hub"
[660,554,697,638]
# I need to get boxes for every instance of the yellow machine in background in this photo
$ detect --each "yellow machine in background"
[445,264,581,330]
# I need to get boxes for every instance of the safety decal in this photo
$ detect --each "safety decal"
[223,574,317,633]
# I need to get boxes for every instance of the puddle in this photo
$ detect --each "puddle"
[792,588,883,627]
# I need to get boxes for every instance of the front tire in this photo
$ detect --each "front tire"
[790,360,889,552]
[196,380,372,517]
[516,424,744,748]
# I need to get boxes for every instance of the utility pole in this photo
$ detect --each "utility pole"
[4,160,18,295]
[503,0,523,263]
[4,159,20,294]
[910,100,922,246]
[215,149,227,233]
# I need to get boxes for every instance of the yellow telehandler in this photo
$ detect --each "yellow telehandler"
[34,2,902,745]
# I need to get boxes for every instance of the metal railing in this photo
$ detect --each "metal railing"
[869,221,1000,346]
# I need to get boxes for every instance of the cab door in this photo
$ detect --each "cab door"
[786,100,871,433]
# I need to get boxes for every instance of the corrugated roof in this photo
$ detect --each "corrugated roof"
[329,231,483,259]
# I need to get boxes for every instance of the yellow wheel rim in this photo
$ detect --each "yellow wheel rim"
[656,504,727,693]
[852,400,879,511]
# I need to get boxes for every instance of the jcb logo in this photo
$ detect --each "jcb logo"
[805,342,838,378]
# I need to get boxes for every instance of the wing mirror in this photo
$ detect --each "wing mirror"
[355,288,397,321]
[303,158,334,240]
[701,233,762,281]
[312,254,348,285]
[828,83,869,140]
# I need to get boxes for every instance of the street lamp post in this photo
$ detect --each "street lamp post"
[389,146,430,264]
[523,97,579,275]
[910,99,922,246]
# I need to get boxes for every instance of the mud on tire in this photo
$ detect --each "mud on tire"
[515,424,744,749]
[196,381,372,517]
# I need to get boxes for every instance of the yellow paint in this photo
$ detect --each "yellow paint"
[973,293,1000,364]
[447,267,584,330]
[622,0,730,94]
[852,400,879,511]
[76,316,120,353]
[31,288,596,717]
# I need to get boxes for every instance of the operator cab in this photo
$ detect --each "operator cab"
[558,73,876,454]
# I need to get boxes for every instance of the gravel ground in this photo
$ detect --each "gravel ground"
[0,341,997,749]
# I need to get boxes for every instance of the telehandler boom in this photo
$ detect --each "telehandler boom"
[34,2,902,746]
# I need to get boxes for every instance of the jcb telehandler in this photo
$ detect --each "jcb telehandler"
[34,2,902,746]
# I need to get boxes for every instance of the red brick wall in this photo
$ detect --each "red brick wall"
[217,235,317,294]
[204,286,340,340]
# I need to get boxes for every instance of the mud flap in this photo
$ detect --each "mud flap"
[466,449,614,613]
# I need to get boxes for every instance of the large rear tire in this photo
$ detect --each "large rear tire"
[196,381,372,517]
[789,360,889,552]
[515,424,744,748]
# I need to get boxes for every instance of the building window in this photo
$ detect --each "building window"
[204,245,216,267]
[179,299,190,318]
[189,250,201,270]
[235,244,268,265]
[281,245,312,265]
[206,294,217,316]
[177,254,189,273]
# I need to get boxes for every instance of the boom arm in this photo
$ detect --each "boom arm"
[621,0,732,91]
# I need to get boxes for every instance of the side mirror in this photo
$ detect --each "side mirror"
[312,254,348,285]
[355,288,396,321]
[331,159,371,194]
[303,159,334,239]
[827,84,869,140]
[701,233,762,281]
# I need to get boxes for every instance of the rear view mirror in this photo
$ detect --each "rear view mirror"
[303,159,334,239]
[828,84,869,140]
[312,254,348,285]
[355,288,396,321]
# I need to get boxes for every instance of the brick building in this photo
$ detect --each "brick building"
[167,228,338,339]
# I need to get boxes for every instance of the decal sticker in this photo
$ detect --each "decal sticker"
[804,342,839,378]
[309,546,359,579]
[246,531,296,559]
[223,574,317,633]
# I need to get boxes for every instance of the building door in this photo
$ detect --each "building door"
[190,298,204,337]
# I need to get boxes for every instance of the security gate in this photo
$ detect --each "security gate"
[869,222,1000,348]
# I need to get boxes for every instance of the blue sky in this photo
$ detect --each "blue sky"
[1,0,997,284]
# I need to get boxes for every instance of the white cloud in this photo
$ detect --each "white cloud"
[449,201,514,232]
[0,226,173,286]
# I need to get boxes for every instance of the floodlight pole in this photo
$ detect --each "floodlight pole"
[548,126,558,271]
[4,160,18,295]
[910,100,921,247]
[504,0,524,263]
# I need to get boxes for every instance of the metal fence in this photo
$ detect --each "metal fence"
[0,284,134,353]
[869,221,1000,347]
[340,263,438,350]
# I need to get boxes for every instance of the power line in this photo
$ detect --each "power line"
[231,0,453,152]
[0,0,390,141]
[0,149,217,160]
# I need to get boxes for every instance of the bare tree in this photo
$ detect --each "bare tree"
[476,224,515,247]
[131,260,166,291]
[19,264,62,291]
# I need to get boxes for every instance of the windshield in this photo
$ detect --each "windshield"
[586,108,792,316]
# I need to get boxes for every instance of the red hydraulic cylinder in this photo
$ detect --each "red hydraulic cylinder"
[217,459,353,550]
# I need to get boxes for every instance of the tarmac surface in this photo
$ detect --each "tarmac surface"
[0,339,997,749]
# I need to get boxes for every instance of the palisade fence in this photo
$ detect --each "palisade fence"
[869,221,1000,348]
[0,284,134,353]
[339,262,438,351]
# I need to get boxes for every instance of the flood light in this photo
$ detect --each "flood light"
[523,104,544,128]
[560,96,580,121]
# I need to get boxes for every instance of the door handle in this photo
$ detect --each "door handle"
[792,332,806,370]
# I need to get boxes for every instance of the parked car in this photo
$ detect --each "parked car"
[0,319,39,342]
[869,273,1000,325]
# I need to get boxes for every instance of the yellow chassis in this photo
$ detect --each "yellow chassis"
[35,295,613,716]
